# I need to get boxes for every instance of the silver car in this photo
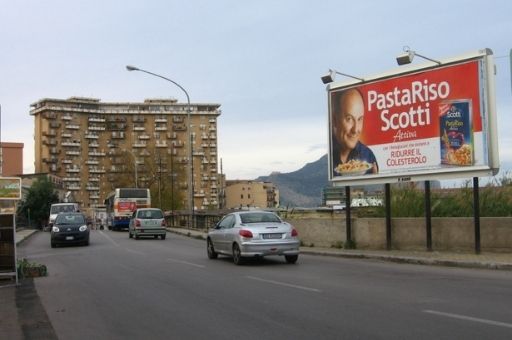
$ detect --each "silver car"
[207,211,300,265]
[128,208,167,240]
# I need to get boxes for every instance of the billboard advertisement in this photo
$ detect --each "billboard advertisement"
[327,49,499,185]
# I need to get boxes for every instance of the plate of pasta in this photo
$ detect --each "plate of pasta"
[334,160,372,176]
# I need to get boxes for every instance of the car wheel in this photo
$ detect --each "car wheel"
[161,234,166,240]
[285,255,298,264]
[134,233,139,240]
[84,239,90,246]
[154,235,158,239]
[207,238,218,259]
[129,231,132,238]
[51,242,56,248]
[232,243,244,265]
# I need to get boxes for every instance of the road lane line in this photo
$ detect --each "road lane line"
[166,258,205,268]
[423,310,512,329]
[125,248,146,256]
[98,231,120,247]
[246,276,322,293]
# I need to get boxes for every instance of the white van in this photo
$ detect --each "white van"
[48,203,80,228]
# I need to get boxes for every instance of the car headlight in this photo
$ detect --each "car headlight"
[52,226,60,232]
[79,225,88,232]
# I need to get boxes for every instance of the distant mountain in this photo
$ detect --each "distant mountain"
[257,154,329,207]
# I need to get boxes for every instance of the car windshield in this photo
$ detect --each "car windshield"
[138,210,163,219]
[56,214,85,224]
[240,212,281,224]
[51,205,75,214]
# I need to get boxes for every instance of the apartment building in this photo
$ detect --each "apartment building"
[1,142,24,176]
[30,97,221,212]
[225,180,279,209]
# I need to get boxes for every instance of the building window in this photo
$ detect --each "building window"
[241,194,243,199]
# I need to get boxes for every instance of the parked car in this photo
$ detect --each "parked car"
[51,212,90,248]
[129,208,167,240]
[207,210,300,265]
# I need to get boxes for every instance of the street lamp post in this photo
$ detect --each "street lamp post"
[126,65,194,227]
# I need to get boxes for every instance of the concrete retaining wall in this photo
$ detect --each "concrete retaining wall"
[287,216,512,252]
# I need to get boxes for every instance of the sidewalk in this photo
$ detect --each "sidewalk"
[166,227,512,271]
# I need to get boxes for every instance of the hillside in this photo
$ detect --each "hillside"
[257,154,329,207]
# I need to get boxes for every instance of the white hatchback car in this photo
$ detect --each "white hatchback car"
[128,208,167,240]
[207,211,300,265]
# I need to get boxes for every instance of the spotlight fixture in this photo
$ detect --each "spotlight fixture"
[396,47,441,66]
[321,69,364,84]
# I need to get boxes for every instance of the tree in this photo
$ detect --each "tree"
[17,176,59,228]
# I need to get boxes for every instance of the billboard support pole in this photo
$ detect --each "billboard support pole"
[473,177,481,254]
[345,186,352,247]
[385,183,392,250]
[424,181,432,251]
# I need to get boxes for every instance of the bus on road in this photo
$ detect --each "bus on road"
[105,188,151,231]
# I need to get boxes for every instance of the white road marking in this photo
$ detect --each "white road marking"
[166,258,205,268]
[98,231,120,247]
[125,248,146,256]
[246,276,322,293]
[423,310,512,329]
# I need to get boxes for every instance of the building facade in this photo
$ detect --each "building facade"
[31,97,221,213]
[1,142,23,176]
[225,180,279,209]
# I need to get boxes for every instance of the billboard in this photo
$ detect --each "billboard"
[327,48,499,185]
[0,177,22,201]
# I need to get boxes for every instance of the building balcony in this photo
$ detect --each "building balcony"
[89,125,106,131]
[173,124,186,131]
[63,177,81,182]
[62,115,73,121]
[139,134,150,140]
[133,126,145,131]
[61,141,81,147]
[209,143,217,148]
[86,159,99,165]
[89,167,106,174]
[194,191,206,198]
[155,126,167,131]
[86,186,100,191]
[155,117,168,123]
[66,167,80,173]
[172,141,184,148]
[209,134,216,139]
[43,130,57,137]
[88,117,106,123]
[42,157,58,163]
[65,124,80,130]
[65,150,80,156]
[209,127,216,132]
[49,148,60,154]
[173,117,184,123]
[156,142,168,148]
[84,133,99,139]
[67,185,81,191]
[107,123,127,131]
[61,133,72,138]
[89,177,100,182]
[167,132,177,139]
[89,142,100,148]
[133,117,145,123]
[43,139,57,146]
[133,142,147,148]
[194,151,205,156]
[89,151,106,157]
[62,159,73,164]
[111,131,125,139]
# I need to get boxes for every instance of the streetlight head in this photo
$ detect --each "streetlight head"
[321,69,335,84]
[396,51,415,65]
[126,65,139,71]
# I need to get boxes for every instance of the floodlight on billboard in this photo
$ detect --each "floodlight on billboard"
[326,48,499,185]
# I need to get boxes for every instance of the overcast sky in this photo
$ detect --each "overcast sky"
[1,0,511,183]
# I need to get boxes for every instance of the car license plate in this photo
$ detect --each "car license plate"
[263,233,282,239]
[66,236,74,240]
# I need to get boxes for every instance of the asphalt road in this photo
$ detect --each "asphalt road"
[16,230,512,340]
